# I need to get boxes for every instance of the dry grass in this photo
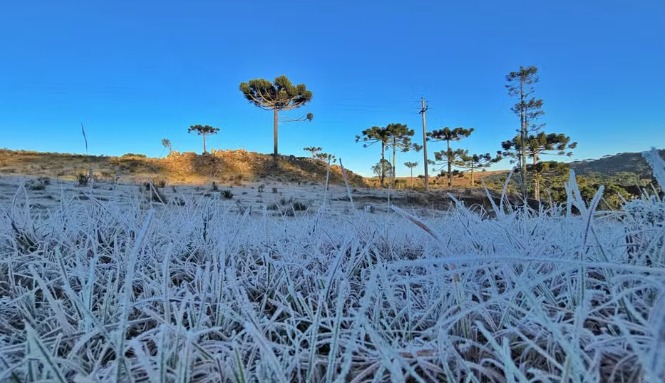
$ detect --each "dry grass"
[0,149,366,187]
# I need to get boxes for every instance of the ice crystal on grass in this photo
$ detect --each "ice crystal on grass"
[1,156,665,382]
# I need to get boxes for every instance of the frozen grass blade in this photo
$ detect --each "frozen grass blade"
[116,209,154,383]
[25,323,68,383]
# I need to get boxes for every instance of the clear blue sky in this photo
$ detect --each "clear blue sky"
[1,0,663,177]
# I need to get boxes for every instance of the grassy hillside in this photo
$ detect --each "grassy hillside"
[570,149,665,177]
[0,149,366,187]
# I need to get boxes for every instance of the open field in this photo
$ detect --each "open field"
[0,150,664,382]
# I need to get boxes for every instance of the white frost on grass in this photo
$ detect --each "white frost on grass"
[0,163,664,382]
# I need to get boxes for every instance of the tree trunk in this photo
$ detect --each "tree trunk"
[519,79,528,201]
[533,154,540,200]
[203,133,207,154]
[273,108,279,158]
[410,168,413,188]
[392,139,397,188]
[380,144,385,187]
[447,141,452,188]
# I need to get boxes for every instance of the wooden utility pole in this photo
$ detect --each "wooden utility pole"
[420,97,429,190]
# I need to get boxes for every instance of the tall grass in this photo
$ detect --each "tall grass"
[0,150,664,382]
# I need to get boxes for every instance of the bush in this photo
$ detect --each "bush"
[291,201,308,211]
[221,190,234,199]
[77,173,89,186]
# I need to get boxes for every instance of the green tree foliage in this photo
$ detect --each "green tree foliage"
[161,138,172,155]
[385,123,416,187]
[404,161,419,188]
[315,152,336,163]
[456,151,502,187]
[187,125,220,154]
[239,75,313,158]
[356,126,392,187]
[427,127,474,187]
[506,65,544,199]
[502,132,576,200]
[303,146,322,159]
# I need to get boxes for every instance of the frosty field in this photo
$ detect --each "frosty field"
[1,152,664,382]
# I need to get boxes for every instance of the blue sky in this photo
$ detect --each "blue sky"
[1,0,663,177]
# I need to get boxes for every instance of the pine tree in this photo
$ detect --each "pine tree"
[404,161,419,188]
[356,126,391,187]
[240,75,313,158]
[427,127,474,187]
[505,66,544,199]
[187,125,219,154]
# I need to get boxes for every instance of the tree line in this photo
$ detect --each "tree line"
[164,67,576,202]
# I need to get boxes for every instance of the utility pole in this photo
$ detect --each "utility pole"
[420,97,429,190]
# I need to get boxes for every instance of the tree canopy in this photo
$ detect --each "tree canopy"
[427,127,474,187]
[239,75,313,157]
[356,126,392,186]
[188,125,220,154]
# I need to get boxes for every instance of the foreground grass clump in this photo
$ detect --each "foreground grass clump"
[0,151,664,382]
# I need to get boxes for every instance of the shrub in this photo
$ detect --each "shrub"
[221,190,234,199]
[77,173,89,186]
[291,201,308,211]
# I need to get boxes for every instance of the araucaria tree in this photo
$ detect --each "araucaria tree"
[404,161,419,188]
[427,127,474,187]
[188,125,220,154]
[385,123,416,187]
[356,126,391,187]
[506,65,545,199]
[161,138,172,155]
[456,151,502,187]
[239,75,313,158]
[303,146,322,159]
[502,132,576,200]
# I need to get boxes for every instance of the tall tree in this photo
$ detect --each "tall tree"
[427,127,474,187]
[188,125,219,154]
[502,132,576,200]
[385,123,416,187]
[356,126,391,187]
[404,161,419,188]
[303,146,322,159]
[456,151,502,187]
[161,138,172,155]
[239,75,313,158]
[506,65,545,200]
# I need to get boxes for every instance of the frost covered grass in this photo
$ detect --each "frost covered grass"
[1,150,664,382]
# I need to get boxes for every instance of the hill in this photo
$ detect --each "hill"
[0,149,366,187]
[570,149,665,178]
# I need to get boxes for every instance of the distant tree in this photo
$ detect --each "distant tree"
[502,132,576,200]
[372,159,393,180]
[385,123,416,187]
[456,151,502,187]
[356,126,392,187]
[239,75,313,158]
[303,146,322,159]
[188,125,220,154]
[315,152,336,163]
[404,161,419,188]
[427,127,474,187]
[161,138,172,155]
[506,65,545,199]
